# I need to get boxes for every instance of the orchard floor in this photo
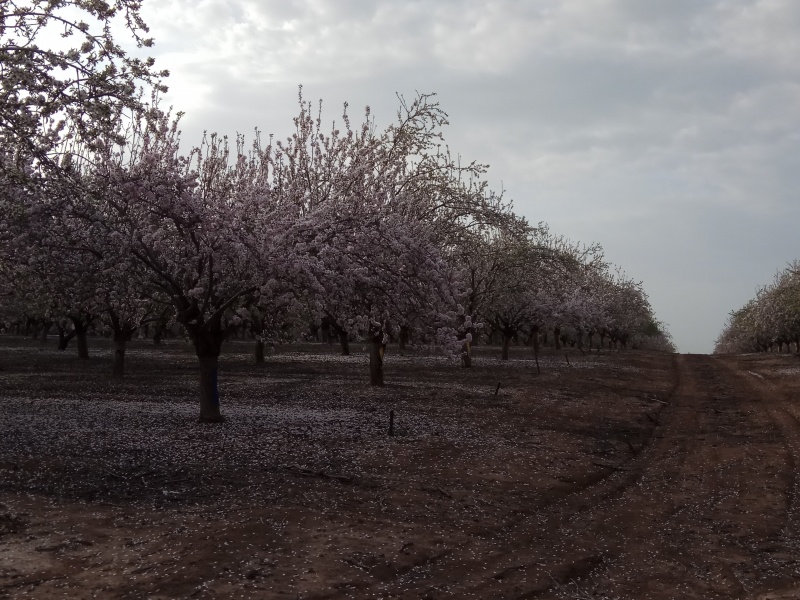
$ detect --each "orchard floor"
[2,338,800,599]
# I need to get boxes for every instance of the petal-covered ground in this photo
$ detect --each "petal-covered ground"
[2,338,797,598]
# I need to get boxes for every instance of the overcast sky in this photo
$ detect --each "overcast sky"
[133,0,800,353]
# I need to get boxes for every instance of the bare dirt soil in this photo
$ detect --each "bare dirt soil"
[1,338,800,599]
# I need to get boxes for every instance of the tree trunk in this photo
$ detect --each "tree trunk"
[57,323,75,351]
[75,324,90,359]
[599,332,606,350]
[554,327,562,350]
[321,321,331,344]
[255,339,265,363]
[340,334,350,356]
[112,337,126,379]
[587,331,594,351]
[369,337,385,387]
[192,329,226,423]
[153,320,165,345]
[461,323,474,368]
[198,354,223,422]
[501,332,512,360]
[399,326,409,354]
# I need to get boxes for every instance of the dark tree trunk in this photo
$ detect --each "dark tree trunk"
[73,321,90,359]
[57,332,71,350]
[399,325,409,354]
[152,320,165,345]
[191,328,226,423]
[554,326,562,350]
[56,322,76,351]
[39,320,52,343]
[599,332,606,349]
[108,309,138,379]
[340,334,350,356]
[198,354,222,422]
[461,320,474,368]
[501,330,513,360]
[462,338,472,368]
[76,330,89,359]
[369,336,386,387]
[255,339,265,363]
[532,326,541,374]
[112,337,126,379]
[320,320,331,344]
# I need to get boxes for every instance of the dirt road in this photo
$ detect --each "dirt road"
[435,353,800,600]
[2,344,800,599]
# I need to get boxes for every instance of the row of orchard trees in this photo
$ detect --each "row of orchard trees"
[715,262,800,354]
[0,2,673,422]
[450,227,672,367]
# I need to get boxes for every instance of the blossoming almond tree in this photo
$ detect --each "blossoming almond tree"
[309,205,462,385]
[270,90,505,383]
[89,111,293,421]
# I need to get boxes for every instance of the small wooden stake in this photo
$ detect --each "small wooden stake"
[494,382,501,396]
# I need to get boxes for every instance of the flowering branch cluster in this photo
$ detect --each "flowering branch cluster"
[0,0,167,170]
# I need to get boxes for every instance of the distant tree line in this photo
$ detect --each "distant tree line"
[715,261,800,354]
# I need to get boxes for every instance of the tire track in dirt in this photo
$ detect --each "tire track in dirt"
[486,353,714,599]
[304,355,684,600]
[366,354,800,599]
[317,354,686,599]
[306,355,683,600]
[531,354,800,600]
[716,356,800,600]
[718,357,800,520]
